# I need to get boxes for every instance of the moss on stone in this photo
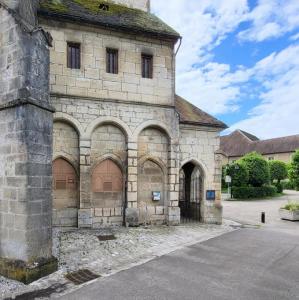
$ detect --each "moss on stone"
[39,0,180,39]
[40,0,68,13]
[73,0,137,14]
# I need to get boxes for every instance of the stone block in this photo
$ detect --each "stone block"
[125,208,139,227]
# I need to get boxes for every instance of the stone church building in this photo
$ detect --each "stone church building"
[0,0,226,282]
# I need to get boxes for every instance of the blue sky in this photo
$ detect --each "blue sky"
[151,0,299,139]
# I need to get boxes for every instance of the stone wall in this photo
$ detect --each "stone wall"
[53,121,80,166]
[51,95,180,227]
[40,20,175,107]
[179,125,222,224]
[0,1,57,282]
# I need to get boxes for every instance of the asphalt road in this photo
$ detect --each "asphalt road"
[59,226,299,300]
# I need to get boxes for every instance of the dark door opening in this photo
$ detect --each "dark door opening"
[179,162,203,222]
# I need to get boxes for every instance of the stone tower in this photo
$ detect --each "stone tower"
[0,0,57,283]
[113,0,150,12]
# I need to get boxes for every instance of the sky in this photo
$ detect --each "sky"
[151,0,299,139]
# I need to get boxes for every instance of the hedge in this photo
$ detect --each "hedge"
[281,180,295,190]
[232,185,277,199]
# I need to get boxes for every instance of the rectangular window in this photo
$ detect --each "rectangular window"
[106,48,118,74]
[142,54,153,78]
[67,42,81,69]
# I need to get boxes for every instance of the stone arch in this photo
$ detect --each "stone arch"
[138,159,166,206]
[90,154,125,175]
[91,159,125,221]
[137,125,170,167]
[53,120,80,169]
[90,123,127,165]
[179,160,205,222]
[54,112,85,138]
[86,116,132,141]
[52,157,79,227]
[132,120,173,143]
[53,154,79,175]
[180,158,207,179]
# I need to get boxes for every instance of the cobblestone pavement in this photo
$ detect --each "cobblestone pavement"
[0,221,236,299]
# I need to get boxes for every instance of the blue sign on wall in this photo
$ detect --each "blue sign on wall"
[206,190,216,201]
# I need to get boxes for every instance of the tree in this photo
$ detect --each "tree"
[269,160,288,193]
[240,152,270,187]
[269,160,288,183]
[226,162,249,187]
[290,150,299,191]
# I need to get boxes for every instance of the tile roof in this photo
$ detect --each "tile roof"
[175,95,228,129]
[38,0,181,41]
[220,130,299,157]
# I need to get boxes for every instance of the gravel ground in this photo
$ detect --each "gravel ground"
[0,221,236,299]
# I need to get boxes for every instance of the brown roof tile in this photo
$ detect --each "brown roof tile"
[175,95,227,129]
[220,130,299,157]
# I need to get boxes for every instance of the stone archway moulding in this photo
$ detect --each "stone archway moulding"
[54,112,85,138]
[85,116,133,142]
[180,158,208,179]
[132,120,174,143]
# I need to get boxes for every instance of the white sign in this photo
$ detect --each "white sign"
[225,176,232,183]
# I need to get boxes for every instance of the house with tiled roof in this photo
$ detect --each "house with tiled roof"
[220,130,299,164]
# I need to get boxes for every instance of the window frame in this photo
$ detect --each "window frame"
[106,48,119,74]
[141,53,153,79]
[67,42,81,69]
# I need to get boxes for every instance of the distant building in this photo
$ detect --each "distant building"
[220,130,299,165]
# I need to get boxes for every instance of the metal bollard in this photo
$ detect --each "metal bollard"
[261,212,265,223]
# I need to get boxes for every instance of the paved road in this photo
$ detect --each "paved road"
[59,226,299,300]
[223,190,299,236]
[58,192,299,300]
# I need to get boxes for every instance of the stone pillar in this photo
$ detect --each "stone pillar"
[168,143,180,225]
[78,139,93,228]
[125,145,139,226]
[0,0,57,283]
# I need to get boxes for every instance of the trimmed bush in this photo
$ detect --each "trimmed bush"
[240,152,270,187]
[281,180,295,190]
[232,185,277,199]
[226,162,249,187]
[290,150,299,191]
[269,160,288,183]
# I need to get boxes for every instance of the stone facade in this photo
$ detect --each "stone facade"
[35,0,225,228]
[1,0,225,263]
[44,20,174,107]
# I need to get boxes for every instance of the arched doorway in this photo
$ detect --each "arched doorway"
[179,162,204,222]
[91,159,124,214]
[53,158,79,226]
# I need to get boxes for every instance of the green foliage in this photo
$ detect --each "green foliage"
[269,160,288,193]
[269,160,288,182]
[226,162,249,187]
[232,185,277,199]
[289,150,299,191]
[281,180,295,190]
[40,0,68,12]
[239,152,270,187]
[282,202,299,211]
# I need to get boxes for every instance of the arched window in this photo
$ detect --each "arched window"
[92,159,123,193]
[52,158,78,209]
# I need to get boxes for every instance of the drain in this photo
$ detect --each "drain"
[4,283,67,300]
[65,269,100,285]
[97,234,116,241]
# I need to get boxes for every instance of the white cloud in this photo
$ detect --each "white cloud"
[152,0,299,138]
[227,45,299,139]
[238,0,299,42]
[152,0,249,114]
